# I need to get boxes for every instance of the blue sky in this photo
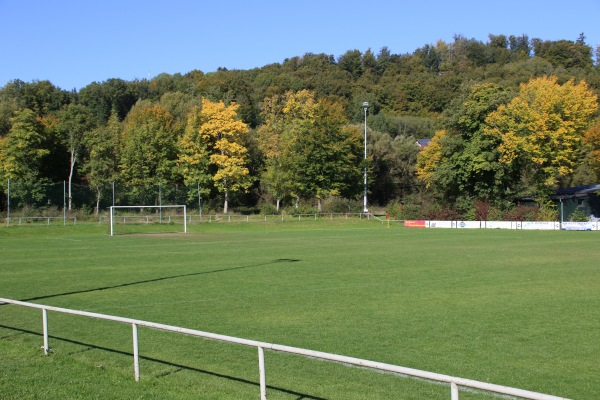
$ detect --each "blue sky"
[1,0,599,91]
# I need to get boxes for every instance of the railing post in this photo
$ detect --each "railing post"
[133,323,140,381]
[258,346,267,400]
[451,381,459,400]
[42,308,49,355]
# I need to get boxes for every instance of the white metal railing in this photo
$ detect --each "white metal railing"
[0,298,570,400]
[109,205,187,236]
[98,212,373,225]
[7,216,77,225]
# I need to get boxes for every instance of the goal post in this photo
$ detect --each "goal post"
[109,205,187,236]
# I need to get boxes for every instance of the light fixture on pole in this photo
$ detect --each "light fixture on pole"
[363,102,369,213]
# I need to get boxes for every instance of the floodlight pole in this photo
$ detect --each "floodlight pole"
[363,102,369,213]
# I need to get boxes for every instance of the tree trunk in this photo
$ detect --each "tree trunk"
[276,197,281,213]
[317,198,322,213]
[223,189,229,214]
[95,187,101,215]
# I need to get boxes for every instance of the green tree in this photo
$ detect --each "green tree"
[177,106,212,204]
[56,104,96,209]
[79,79,137,124]
[119,103,179,203]
[416,83,517,204]
[256,93,296,211]
[0,109,51,206]
[283,90,362,211]
[369,130,420,204]
[83,112,121,213]
[532,38,593,69]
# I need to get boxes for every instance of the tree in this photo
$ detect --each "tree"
[56,104,96,209]
[257,90,362,212]
[119,103,179,203]
[256,93,296,211]
[484,76,598,195]
[369,130,420,204]
[284,90,362,211]
[197,99,252,213]
[582,119,600,181]
[79,78,137,124]
[0,109,51,206]
[338,50,364,78]
[177,106,212,205]
[415,83,517,204]
[416,129,446,188]
[532,39,593,69]
[83,112,121,214]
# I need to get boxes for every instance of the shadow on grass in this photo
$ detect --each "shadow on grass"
[0,324,326,400]
[18,258,302,303]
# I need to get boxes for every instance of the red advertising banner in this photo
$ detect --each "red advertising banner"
[404,220,426,228]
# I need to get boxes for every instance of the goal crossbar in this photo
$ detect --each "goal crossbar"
[109,205,187,236]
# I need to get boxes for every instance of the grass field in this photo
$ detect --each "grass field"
[0,220,598,399]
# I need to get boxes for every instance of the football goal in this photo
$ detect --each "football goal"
[109,205,187,236]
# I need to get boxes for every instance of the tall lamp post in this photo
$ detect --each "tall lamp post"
[362,102,369,213]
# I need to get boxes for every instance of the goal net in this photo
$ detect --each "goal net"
[109,205,187,236]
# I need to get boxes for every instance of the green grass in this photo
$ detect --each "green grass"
[0,221,599,399]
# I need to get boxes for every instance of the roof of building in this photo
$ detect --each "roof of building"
[555,184,600,196]
[416,138,431,148]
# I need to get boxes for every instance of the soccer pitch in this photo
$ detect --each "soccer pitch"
[0,221,598,399]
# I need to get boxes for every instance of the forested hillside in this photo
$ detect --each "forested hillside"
[1,34,599,219]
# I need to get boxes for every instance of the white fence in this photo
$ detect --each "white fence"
[406,220,599,231]
[99,212,372,225]
[5,216,77,226]
[0,298,569,400]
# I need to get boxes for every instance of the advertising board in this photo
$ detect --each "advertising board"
[520,221,559,230]
[484,221,514,229]
[455,221,482,229]
[561,222,597,231]
[428,220,453,228]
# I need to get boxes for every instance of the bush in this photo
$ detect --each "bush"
[233,206,260,215]
[259,202,279,215]
[504,205,539,221]
[321,196,361,213]
[385,201,402,219]
[568,208,589,222]
[423,203,460,220]
[283,202,319,215]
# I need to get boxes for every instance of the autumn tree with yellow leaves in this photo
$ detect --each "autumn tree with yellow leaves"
[194,99,252,214]
[484,76,598,195]
[583,119,600,182]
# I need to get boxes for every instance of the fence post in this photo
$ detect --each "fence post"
[258,346,267,400]
[451,382,459,400]
[42,308,49,355]
[133,323,140,381]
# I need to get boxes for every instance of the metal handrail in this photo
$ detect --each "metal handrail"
[0,298,570,400]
